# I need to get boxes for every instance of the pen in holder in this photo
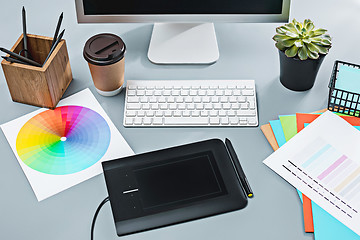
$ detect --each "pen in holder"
[328,60,360,117]
[1,34,72,109]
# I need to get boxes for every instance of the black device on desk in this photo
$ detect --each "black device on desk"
[102,138,250,236]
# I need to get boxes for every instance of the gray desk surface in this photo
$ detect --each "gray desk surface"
[1,0,360,239]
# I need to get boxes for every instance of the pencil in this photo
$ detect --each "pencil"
[225,138,253,198]
[22,6,28,58]
[2,56,30,65]
[43,29,65,66]
[0,47,41,67]
[51,12,63,48]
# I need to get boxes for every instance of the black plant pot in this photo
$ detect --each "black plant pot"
[278,50,326,91]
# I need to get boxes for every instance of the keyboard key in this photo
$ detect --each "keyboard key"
[154,90,162,96]
[126,110,137,117]
[163,90,171,96]
[137,110,145,117]
[175,96,184,103]
[191,110,200,117]
[247,117,258,125]
[189,90,197,96]
[140,97,148,103]
[137,90,145,96]
[229,117,239,125]
[127,90,136,96]
[187,103,195,110]
[142,103,150,110]
[214,103,222,110]
[151,103,159,110]
[200,110,209,117]
[216,89,223,95]
[153,118,163,125]
[203,96,211,103]
[209,110,218,116]
[237,110,256,116]
[242,89,254,96]
[195,103,204,110]
[145,90,153,96]
[210,117,220,125]
[143,118,152,125]
[221,117,229,125]
[198,90,206,96]
[211,96,219,103]
[160,104,168,110]
[204,103,212,110]
[125,118,133,125]
[220,96,228,103]
[169,103,177,110]
[146,110,155,117]
[134,118,142,125]
[155,111,164,117]
[164,111,172,117]
[149,97,157,103]
[238,96,246,103]
[249,100,256,109]
[173,110,182,117]
[183,110,191,117]
[227,110,236,116]
[233,90,241,96]
[219,110,227,116]
[165,117,208,125]
[127,96,139,103]
[223,103,231,110]
[127,103,141,110]
[224,90,232,96]
[167,96,175,103]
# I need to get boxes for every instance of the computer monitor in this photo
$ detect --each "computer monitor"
[75,0,290,64]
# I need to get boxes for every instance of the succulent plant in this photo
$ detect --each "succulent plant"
[273,19,332,60]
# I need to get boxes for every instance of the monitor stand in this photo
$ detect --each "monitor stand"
[147,23,219,65]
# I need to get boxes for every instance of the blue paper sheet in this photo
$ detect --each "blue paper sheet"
[271,118,360,240]
[335,64,360,94]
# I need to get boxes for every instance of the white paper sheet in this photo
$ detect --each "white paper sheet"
[1,88,134,201]
[263,111,360,236]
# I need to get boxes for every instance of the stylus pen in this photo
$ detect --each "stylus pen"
[22,6,28,58]
[43,29,65,66]
[225,138,253,198]
[51,12,63,48]
[2,56,30,65]
[0,47,41,67]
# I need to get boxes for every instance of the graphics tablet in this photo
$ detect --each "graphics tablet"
[102,138,248,236]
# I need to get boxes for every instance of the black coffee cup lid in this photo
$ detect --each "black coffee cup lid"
[83,33,126,66]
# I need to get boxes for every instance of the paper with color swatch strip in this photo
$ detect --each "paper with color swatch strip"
[264,111,360,236]
[262,112,360,239]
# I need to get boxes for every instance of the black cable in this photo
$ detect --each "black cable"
[91,196,110,240]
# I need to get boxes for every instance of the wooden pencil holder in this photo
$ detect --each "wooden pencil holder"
[1,34,72,109]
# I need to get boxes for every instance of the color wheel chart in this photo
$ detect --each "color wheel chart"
[16,105,111,175]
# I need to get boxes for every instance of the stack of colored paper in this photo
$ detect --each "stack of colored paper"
[261,110,360,239]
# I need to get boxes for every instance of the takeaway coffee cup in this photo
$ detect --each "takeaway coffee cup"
[83,33,126,96]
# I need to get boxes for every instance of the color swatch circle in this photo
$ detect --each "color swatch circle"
[16,106,111,175]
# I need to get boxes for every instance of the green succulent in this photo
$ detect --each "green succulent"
[273,19,332,60]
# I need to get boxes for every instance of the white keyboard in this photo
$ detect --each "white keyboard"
[123,80,258,127]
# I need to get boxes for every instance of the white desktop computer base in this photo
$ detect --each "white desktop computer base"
[147,23,219,65]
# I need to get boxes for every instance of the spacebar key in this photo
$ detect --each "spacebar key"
[164,117,208,125]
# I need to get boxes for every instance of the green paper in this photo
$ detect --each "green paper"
[279,115,298,141]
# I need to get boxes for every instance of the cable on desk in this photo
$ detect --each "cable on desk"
[91,196,110,240]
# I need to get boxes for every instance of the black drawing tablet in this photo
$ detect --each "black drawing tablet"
[102,139,248,236]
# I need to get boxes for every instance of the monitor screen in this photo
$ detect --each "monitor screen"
[133,153,226,209]
[83,0,283,15]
